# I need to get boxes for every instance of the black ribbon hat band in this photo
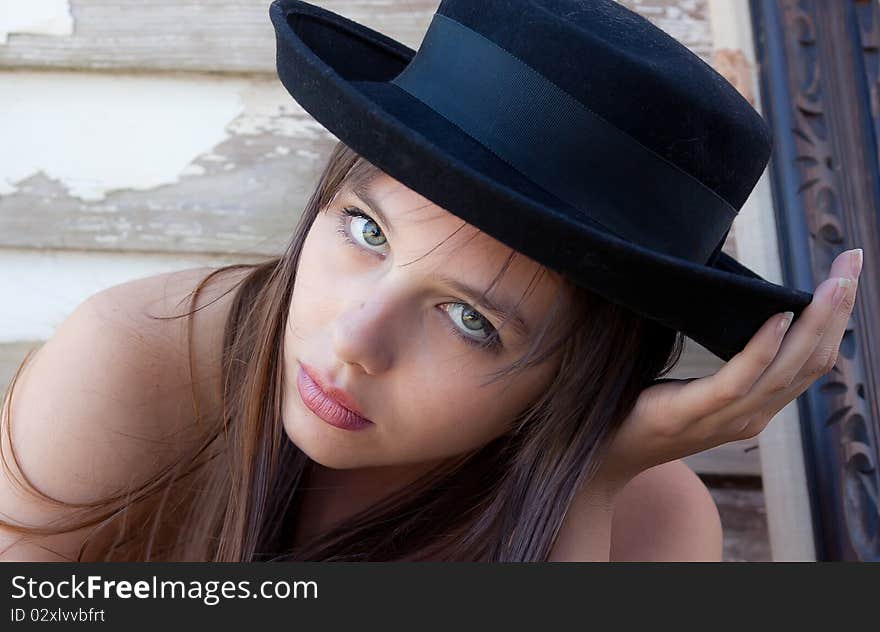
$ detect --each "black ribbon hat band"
[391,13,737,265]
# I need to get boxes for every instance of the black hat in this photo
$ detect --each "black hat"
[269,0,813,362]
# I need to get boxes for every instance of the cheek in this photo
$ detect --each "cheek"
[288,216,347,330]
[395,352,560,459]
[392,369,532,458]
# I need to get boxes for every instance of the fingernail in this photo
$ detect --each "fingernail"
[851,248,863,278]
[832,277,852,309]
[778,311,794,335]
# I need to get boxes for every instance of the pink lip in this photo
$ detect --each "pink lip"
[296,362,374,431]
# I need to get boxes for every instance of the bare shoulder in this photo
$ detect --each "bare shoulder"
[609,459,723,561]
[87,264,255,421]
[0,264,253,560]
[549,459,721,562]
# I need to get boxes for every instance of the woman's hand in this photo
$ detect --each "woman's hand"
[595,247,864,492]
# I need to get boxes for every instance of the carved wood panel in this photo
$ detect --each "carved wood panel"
[752,0,880,560]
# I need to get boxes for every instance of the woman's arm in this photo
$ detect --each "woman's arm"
[0,268,229,561]
[0,292,166,560]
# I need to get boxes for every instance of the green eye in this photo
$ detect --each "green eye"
[441,303,502,353]
[353,216,386,247]
[338,207,387,252]
[460,305,489,333]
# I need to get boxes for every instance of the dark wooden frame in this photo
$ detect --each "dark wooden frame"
[751,0,880,560]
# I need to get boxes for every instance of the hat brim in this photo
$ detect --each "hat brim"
[270,0,813,362]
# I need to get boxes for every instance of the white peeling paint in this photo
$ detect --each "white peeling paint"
[0,0,73,44]
[180,163,207,177]
[227,79,327,138]
[0,248,263,341]
[0,71,249,201]
[295,148,321,160]
[200,153,228,162]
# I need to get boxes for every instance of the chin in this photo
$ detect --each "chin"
[279,393,374,470]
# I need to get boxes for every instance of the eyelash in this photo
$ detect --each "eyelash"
[334,206,503,354]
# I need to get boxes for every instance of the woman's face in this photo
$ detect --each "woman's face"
[282,172,566,470]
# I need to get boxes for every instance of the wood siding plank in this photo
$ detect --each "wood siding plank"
[0,248,266,342]
[1,73,336,255]
[0,1,712,74]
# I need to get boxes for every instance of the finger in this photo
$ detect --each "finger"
[747,248,859,400]
[799,249,861,377]
[658,249,857,429]
[753,252,861,420]
[701,249,860,430]
[663,308,790,425]
[662,249,853,427]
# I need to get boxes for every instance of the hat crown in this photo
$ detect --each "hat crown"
[432,0,771,211]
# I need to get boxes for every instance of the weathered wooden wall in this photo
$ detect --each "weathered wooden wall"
[0,0,714,73]
[0,0,771,559]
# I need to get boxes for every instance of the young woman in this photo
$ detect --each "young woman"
[0,0,864,562]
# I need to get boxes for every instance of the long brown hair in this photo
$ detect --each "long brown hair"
[0,140,684,561]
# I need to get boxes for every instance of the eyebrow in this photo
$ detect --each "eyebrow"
[348,182,532,339]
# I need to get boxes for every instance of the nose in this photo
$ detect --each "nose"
[331,296,396,375]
